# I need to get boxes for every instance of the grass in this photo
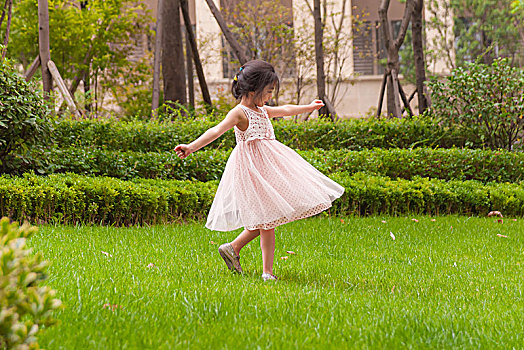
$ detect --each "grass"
[28,215,523,349]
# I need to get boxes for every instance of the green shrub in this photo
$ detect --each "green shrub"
[428,58,524,150]
[0,173,218,225]
[0,218,62,349]
[39,146,524,183]
[52,116,480,152]
[1,173,523,225]
[0,60,54,174]
[330,173,500,216]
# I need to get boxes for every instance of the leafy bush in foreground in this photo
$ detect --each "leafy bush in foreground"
[0,218,62,349]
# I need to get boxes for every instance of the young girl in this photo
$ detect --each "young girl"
[175,60,344,281]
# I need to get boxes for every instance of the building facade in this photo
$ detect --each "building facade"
[143,0,450,117]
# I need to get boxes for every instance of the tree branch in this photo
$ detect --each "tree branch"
[1,0,12,61]
[394,0,414,50]
[203,0,248,64]
[378,0,393,51]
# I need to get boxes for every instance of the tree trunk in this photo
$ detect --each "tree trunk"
[162,0,186,107]
[152,0,164,113]
[24,55,40,81]
[313,0,329,119]
[181,0,211,106]
[203,0,247,65]
[378,0,414,118]
[38,0,52,97]
[80,1,90,113]
[411,0,428,113]
[1,0,12,60]
[376,72,388,117]
[185,29,194,107]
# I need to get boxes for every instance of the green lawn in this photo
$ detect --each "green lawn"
[29,216,523,349]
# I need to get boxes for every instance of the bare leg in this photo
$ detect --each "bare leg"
[260,228,275,274]
[230,228,260,255]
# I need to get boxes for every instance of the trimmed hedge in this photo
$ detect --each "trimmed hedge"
[1,173,523,226]
[0,173,218,225]
[42,146,524,183]
[53,116,480,151]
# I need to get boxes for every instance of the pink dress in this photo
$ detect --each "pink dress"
[205,104,345,231]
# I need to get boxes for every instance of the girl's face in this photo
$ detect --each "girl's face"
[253,84,275,106]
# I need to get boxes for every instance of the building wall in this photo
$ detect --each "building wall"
[144,0,450,118]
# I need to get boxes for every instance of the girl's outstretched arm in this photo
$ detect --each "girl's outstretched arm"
[264,99,325,118]
[174,108,243,159]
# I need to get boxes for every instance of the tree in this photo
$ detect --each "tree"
[37,0,51,96]
[293,0,367,119]
[426,0,523,70]
[162,0,186,106]
[9,0,152,115]
[222,1,294,75]
[377,0,414,118]
[180,0,211,106]
[204,0,247,64]
[0,0,12,60]
[152,0,163,112]
[313,0,332,118]
[411,0,428,113]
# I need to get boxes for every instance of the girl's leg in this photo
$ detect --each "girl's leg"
[259,228,275,274]
[230,229,260,255]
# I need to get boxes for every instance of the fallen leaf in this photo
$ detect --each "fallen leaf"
[103,303,122,311]
[340,219,345,224]
[390,232,396,240]
[496,234,508,238]
[147,263,157,268]
[431,219,436,222]
[280,256,288,260]
[412,218,419,222]
[101,251,112,257]
[286,251,295,255]
[210,241,217,245]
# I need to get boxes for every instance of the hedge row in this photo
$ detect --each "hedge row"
[42,146,524,183]
[1,173,523,226]
[53,116,480,151]
[0,173,217,226]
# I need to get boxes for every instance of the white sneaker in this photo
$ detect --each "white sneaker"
[261,273,278,281]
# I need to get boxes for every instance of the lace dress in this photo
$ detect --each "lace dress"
[205,104,345,231]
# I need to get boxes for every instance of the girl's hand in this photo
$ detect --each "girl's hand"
[174,144,192,159]
[309,99,325,111]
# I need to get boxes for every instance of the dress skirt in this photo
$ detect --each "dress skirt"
[205,139,345,231]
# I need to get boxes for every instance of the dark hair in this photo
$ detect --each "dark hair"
[231,60,280,101]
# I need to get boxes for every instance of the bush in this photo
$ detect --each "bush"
[428,58,524,150]
[1,173,523,226]
[0,59,54,174]
[330,173,499,216]
[0,173,218,225]
[52,116,480,152]
[38,146,524,184]
[0,218,62,349]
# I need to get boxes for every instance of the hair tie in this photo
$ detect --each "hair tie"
[239,67,243,72]
[233,75,238,81]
